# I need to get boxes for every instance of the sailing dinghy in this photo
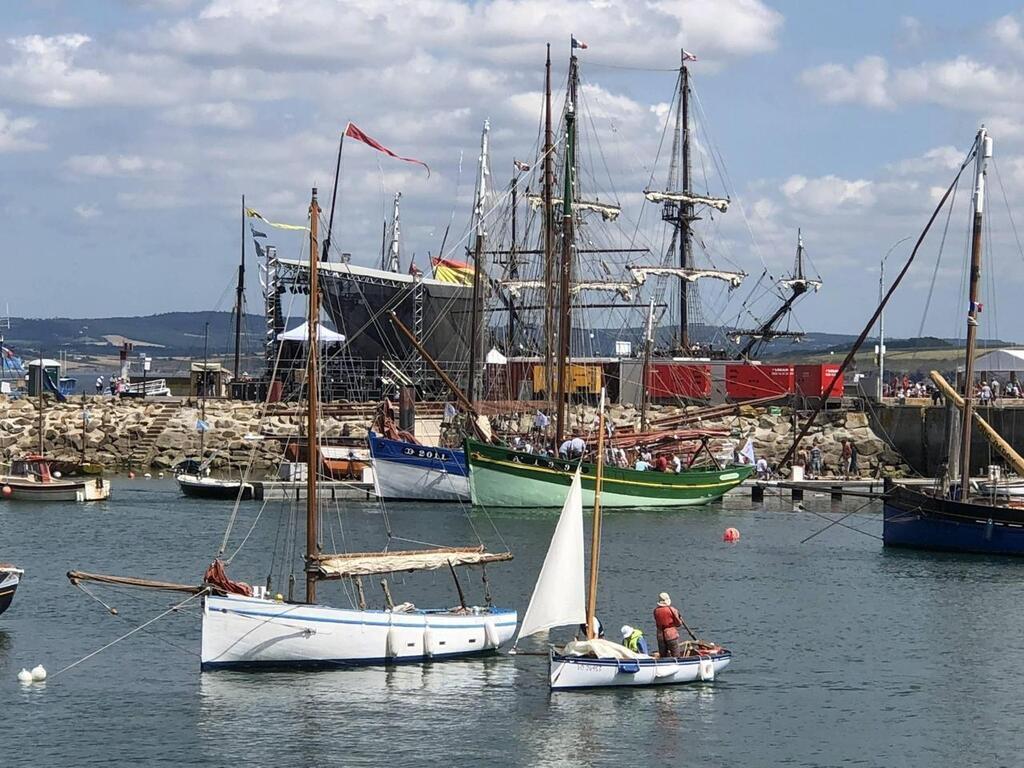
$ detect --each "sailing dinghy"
[516,390,731,690]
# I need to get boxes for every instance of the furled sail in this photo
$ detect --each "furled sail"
[643,190,730,213]
[315,546,512,579]
[525,194,621,221]
[515,469,586,643]
[628,265,745,289]
[499,279,635,301]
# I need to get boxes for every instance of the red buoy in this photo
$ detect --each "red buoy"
[723,527,740,543]
[2,486,11,496]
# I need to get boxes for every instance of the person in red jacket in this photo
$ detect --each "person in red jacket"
[653,591,684,657]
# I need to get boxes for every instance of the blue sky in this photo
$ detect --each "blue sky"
[3,0,1024,341]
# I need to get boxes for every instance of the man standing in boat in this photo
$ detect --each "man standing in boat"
[654,592,685,657]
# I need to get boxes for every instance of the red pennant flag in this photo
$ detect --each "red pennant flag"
[344,122,431,177]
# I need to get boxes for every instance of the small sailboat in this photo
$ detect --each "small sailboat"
[0,564,23,615]
[516,389,731,690]
[71,186,517,670]
[881,127,1024,555]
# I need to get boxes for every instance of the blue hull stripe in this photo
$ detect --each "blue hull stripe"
[209,604,516,630]
[368,433,467,476]
[200,648,500,672]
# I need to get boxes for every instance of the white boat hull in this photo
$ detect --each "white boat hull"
[200,593,517,669]
[0,476,110,502]
[549,650,731,689]
[372,457,470,502]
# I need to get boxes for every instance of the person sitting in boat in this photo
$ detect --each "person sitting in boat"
[654,454,669,472]
[653,592,684,657]
[559,435,586,459]
[620,624,649,654]
[577,615,604,640]
[634,456,651,471]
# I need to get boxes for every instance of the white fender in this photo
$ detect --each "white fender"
[386,616,399,658]
[484,618,500,649]
[423,619,435,657]
[698,655,715,681]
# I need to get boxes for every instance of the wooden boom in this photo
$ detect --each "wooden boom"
[930,370,1024,477]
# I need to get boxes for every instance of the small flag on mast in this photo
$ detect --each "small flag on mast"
[682,50,698,62]
[571,35,588,50]
[514,160,531,172]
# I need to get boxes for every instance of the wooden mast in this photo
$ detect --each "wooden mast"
[467,120,489,404]
[585,388,607,640]
[542,44,556,420]
[233,194,245,380]
[958,128,992,498]
[554,52,577,449]
[640,299,655,432]
[679,54,693,352]
[306,187,321,604]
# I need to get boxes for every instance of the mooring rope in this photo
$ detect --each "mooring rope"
[48,589,209,681]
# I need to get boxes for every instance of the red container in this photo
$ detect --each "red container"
[725,363,795,400]
[795,363,844,398]
[648,362,711,400]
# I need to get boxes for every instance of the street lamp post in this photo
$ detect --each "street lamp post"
[878,236,913,400]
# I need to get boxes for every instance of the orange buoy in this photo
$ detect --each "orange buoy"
[2,485,11,496]
[723,527,740,543]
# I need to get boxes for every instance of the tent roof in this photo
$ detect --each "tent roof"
[277,321,346,343]
[962,348,1024,373]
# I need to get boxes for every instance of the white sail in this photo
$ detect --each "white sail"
[516,468,586,643]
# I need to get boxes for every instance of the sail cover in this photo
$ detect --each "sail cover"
[516,469,586,643]
[316,546,512,578]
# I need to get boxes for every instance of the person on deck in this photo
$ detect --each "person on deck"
[755,456,769,479]
[671,454,683,473]
[559,435,586,459]
[653,592,685,657]
[849,442,859,476]
[620,625,650,654]
[655,454,669,472]
[634,457,651,471]
[577,616,604,640]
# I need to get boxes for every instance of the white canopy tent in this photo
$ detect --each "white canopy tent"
[277,322,346,344]
[960,349,1024,374]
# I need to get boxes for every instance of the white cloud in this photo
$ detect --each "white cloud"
[801,54,1023,113]
[780,174,875,214]
[74,203,102,219]
[161,100,253,128]
[888,146,963,176]
[992,14,1024,55]
[800,56,894,109]
[0,110,43,152]
[66,154,183,177]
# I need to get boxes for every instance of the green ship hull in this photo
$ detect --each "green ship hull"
[465,439,754,509]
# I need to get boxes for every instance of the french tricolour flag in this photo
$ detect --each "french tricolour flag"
[571,35,588,50]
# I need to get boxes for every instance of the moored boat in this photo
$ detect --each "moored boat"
[368,432,468,502]
[465,438,751,508]
[0,455,110,502]
[176,473,254,501]
[0,565,23,615]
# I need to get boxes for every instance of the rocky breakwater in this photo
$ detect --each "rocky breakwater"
[0,396,372,476]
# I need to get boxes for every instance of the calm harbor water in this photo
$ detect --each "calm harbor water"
[3,478,1024,767]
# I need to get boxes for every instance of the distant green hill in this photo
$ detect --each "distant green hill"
[2,311,264,359]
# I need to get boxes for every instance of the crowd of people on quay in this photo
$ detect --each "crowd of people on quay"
[884,373,1024,405]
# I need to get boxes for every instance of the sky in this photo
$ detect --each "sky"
[3,0,1024,340]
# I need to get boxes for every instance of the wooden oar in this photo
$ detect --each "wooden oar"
[678,614,698,641]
